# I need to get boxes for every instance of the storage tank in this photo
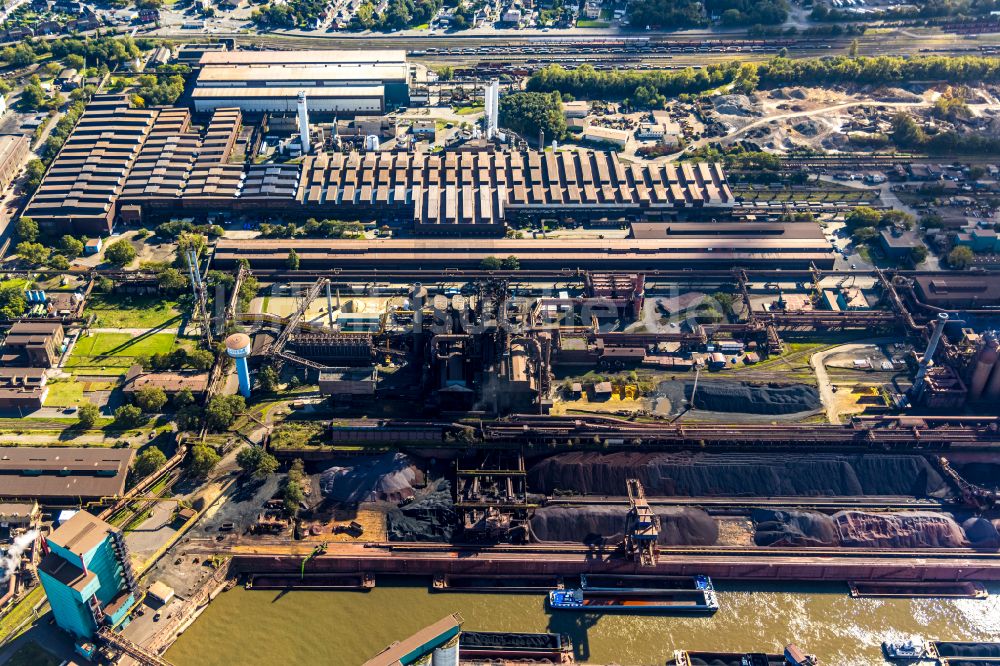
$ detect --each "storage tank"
[969,336,999,400]
[984,342,1000,400]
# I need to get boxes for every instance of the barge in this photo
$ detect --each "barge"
[245,573,374,590]
[581,573,714,592]
[459,630,574,663]
[548,587,719,613]
[669,643,817,666]
[851,581,988,599]
[432,573,564,593]
[883,639,1000,663]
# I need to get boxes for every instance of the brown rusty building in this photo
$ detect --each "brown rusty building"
[0,135,29,195]
[1,322,65,368]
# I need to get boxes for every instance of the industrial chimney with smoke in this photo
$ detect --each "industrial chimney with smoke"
[297,90,311,154]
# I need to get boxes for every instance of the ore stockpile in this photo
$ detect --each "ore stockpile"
[522,452,1000,549]
[526,452,953,498]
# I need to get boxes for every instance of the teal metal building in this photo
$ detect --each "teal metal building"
[37,511,140,639]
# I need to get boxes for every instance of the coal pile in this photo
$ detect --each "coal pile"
[753,509,971,549]
[530,505,717,546]
[386,479,455,542]
[835,511,968,549]
[684,381,820,415]
[753,510,838,547]
[936,643,1000,659]
[961,516,1000,549]
[528,452,953,499]
[319,453,421,504]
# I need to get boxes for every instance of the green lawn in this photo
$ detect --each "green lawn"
[454,105,484,115]
[66,332,178,373]
[85,293,182,329]
[577,19,609,27]
[43,380,86,407]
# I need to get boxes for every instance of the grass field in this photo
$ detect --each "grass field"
[66,332,177,373]
[85,294,182,329]
[42,380,86,407]
[0,588,45,646]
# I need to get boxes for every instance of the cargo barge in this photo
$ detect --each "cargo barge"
[883,639,1000,663]
[432,574,564,593]
[850,581,988,599]
[669,643,817,666]
[459,630,575,663]
[581,573,713,592]
[548,587,719,613]
[245,573,375,590]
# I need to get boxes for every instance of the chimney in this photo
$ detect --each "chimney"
[297,91,310,154]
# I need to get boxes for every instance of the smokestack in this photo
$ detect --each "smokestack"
[913,312,949,395]
[297,91,310,154]
[484,80,499,139]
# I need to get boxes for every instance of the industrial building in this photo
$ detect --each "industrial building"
[193,49,409,113]
[122,364,210,399]
[22,96,158,236]
[1,322,65,368]
[0,134,29,194]
[0,447,135,503]
[214,234,834,270]
[37,511,139,640]
[0,367,49,410]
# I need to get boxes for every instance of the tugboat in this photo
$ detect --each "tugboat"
[882,636,928,661]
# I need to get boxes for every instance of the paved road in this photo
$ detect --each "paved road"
[811,339,895,424]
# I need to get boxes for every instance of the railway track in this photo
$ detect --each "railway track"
[544,495,947,512]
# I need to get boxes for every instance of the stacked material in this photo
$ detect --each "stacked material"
[684,381,821,415]
[528,452,953,499]
[530,505,717,545]
[753,509,972,549]
[386,479,455,542]
[319,453,421,503]
[961,516,1000,549]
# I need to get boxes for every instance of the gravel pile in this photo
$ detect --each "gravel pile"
[530,505,717,546]
[753,510,838,547]
[528,452,953,499]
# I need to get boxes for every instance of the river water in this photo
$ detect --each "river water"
[166,579,1000,665]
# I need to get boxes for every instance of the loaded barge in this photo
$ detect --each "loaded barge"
[669,643,817,666]
[245,573,374,590]
[849,581,988,599]
[459,630,575,663]
[433,573,563,592]
[581,573,714,592]
[548,587,719,613]
[883,639,1000,663]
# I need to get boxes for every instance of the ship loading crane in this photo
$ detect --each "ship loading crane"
[624,478,659,567]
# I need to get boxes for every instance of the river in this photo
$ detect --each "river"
[165,579,1000,665]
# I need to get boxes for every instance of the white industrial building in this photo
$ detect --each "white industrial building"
[193,49,410,114]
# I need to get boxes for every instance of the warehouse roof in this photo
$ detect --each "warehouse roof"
[630,222,826,240]
[0,447,135,500]
[192,85,385,99]
[47,510,115,556]
[198,49,406,66]
[198,64,406,83]
[914,274,1000,308]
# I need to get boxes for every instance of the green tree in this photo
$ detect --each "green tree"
[187,349,215,371]
[176,405,202,431]
[157,267,188,292]
[852,226,878,242]
[480,256,502,270]
[910,245,929,266]
[849,38,859,58]
[257,365,280,393]
[16,217,38,242]
[105,239,137,267]
[60,235,84,259]
[16,241,49,265]
[282,458,307,513]
[114,404,146,428]
[287,249,300,270]
[134,386,168,413]
[500,255,520,270]
[174,388,195,407]
[948,245,974,270]
[48,254,69,270]
[78,402,100,428]
[236,446,279,478]
[498,91,567,143]
[845,206,882,229]
[134,447,167,477]
[206,394,245,431]
[189,444,221,478]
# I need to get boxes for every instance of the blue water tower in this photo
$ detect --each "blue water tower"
[226,333,253,398]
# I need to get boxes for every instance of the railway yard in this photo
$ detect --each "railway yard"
[4,12,1000,666]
